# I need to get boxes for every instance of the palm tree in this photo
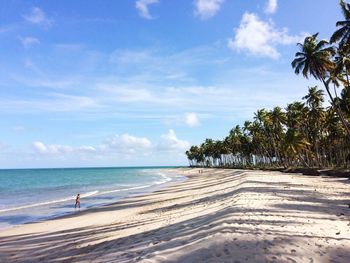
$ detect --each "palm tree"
[333,44,350,88]
[303,86,324,108]
[302,87,325,166]
[186,145,204,166]
[201,139,216,167]
[186,100,349,169]
[340,86,350,114]
[286,101,308,131]
[270,107,286,129]
[292,33,334,90]
[292,33,350,136]
[225,125,243,166]
[330,0,350,49]
[283,128,310,167]
[323,106,349,167]
[269,107,287,165]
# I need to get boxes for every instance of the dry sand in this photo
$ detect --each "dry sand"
[0,169,349,263]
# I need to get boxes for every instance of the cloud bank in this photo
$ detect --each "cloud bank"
[31,130,189,162]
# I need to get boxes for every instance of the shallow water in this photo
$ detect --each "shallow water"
[0,166,185,229]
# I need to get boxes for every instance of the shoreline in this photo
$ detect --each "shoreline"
[43,169,188,223]
[0,168,349,262]
[0,168,187,231]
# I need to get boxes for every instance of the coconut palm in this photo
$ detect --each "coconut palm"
[292,34,335,107]
[283,129,310,167]
[303,86,324,109]
[270,107,286,129]
[286,101,308,131]
[292,33,350,136]
[302,87,325,166]
[333,44,350,87]
[330,0,350,48]
[269,107,286,164]
[292,33,334,82]
[186,90,349,169]
[186,2,350,170]
[340,86,350,114]
[186,145,204,166]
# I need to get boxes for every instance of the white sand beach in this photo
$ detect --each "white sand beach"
[0,169,349,262]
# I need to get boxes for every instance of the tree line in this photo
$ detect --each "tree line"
[186,0,350,169]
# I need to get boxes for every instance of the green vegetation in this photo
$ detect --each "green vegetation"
[186,0,350,169]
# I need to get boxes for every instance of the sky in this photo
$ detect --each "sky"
[0,0,343,168]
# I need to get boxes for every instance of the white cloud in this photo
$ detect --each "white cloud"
[103,134,152,153]
[228,12,306,59]
[135,0,159,19]
[194,0,224,19]
[32,141,50,154]
[78,146,97,152]
[185,112,200,127]
[32,141,96,155]
[19,36,40,48]
[24,7,53,27]
[23,130,191,167]
[30,131,190,160]
[159,129,190,152]
[265,0,277,14]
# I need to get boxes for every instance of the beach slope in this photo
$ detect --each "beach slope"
[0,169,349,262]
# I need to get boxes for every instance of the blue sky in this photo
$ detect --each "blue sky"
[0,0,343,168]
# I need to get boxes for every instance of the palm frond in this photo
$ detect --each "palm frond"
[295,52,305,57]
[315,39,330,51]
[302,63,310,79]
[330,26,348,43]
[340,0,350,20]
[335,20,349,26]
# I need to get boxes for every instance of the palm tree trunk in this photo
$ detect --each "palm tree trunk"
[322,78,350,136]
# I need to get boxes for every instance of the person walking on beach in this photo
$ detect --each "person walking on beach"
[75,193,81,209]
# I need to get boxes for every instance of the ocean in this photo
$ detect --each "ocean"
[0,166,185,229]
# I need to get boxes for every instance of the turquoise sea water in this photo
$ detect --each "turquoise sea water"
[0,166,185,229]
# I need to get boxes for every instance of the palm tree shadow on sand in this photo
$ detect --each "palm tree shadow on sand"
[0,170,349,263]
